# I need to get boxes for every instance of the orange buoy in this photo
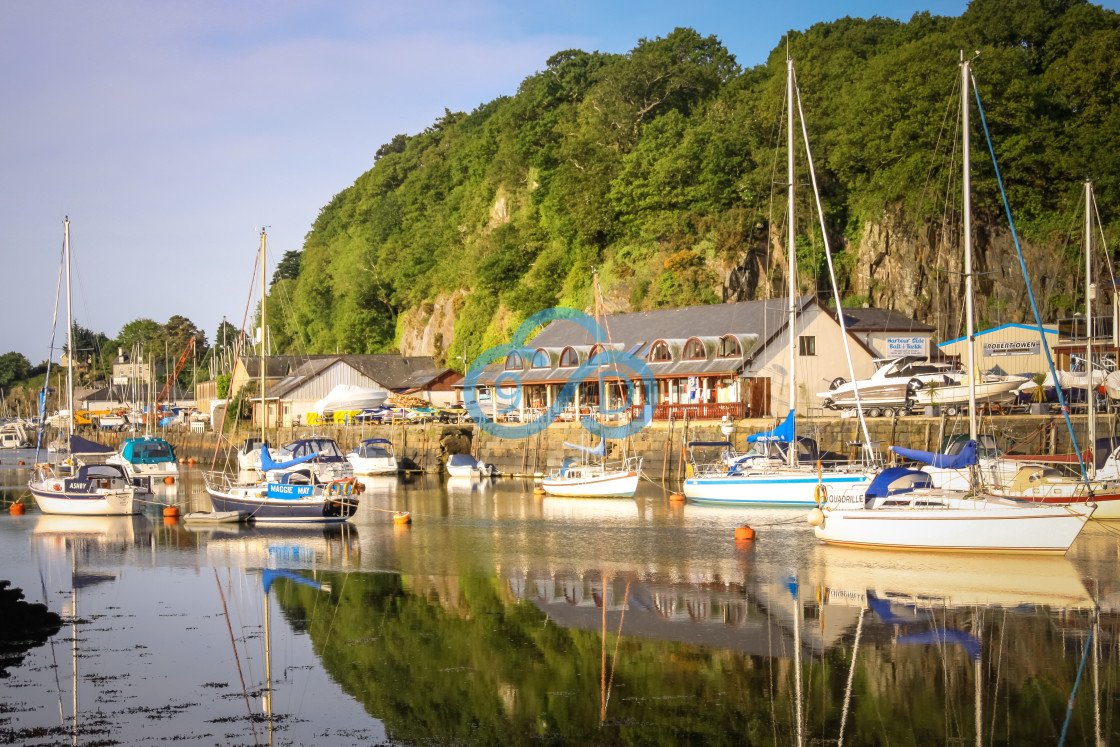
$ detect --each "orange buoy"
[163,516,177,526]
[669,493,685,503]
[178,458,186,464]
[9,502,26,515]
[187,458,195,465]
[163,506,180,518]
[734,525,755,541]
[18,461,25,466]
[163,476,175,485]
[393,511,412,525]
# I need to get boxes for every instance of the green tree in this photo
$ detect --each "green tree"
[271,250,302,287]
[0,352,32,392]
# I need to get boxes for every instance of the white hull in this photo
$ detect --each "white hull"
[814,492,1092,554]
[446,465,491,478]
[684,468,874,506]
[347,457,398,475]
[541,470,639,498]
[30,488,135,516]
[910,377,1023,407]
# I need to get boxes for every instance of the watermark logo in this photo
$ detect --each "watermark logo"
[462,307,655,440]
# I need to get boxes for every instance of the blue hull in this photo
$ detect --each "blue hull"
[208,491,357,523]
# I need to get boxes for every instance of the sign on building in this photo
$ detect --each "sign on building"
[983,340,1040,357]
[885,336,928,356]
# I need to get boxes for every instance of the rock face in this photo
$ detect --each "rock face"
[398,290,464,359]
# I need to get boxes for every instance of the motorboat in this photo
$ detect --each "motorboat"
[106,436,179,489]
[817,355,963,415]
[0,421,31,449]
[346,438,398,475]
[446,453,494,478]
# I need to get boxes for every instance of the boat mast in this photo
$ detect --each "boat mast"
[962,55,978,443]
[64,218,74,445]
[1086,180,1096,479]
[786,48,797,468]
[259,229,267,443]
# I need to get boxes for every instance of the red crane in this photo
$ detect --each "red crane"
[155,337,196,416]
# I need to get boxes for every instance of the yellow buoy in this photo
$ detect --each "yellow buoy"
[734,525,755,541]
[393,511,412,525]
[669,493,685,503]
[163,506,180,518]
[10,502,26,515]
[178,458,186,464]
[533,486,546,495]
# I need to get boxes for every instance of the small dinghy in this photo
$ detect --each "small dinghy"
[182,510,252,524]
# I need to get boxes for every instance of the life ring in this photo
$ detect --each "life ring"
[342,481,353,495]
[326,483,340,496]
[814,484,828,504]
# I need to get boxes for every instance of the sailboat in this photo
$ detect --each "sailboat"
[809,55,1094,554]
[682,52,877,506]
[28,219,138,516]
[203,230,359,523]
[540,272,643,498]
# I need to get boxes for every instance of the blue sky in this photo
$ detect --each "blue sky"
[1,0,1112,362]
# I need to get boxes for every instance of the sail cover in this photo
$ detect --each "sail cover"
[891,440,977,469]
[563,439,606,457]
[747,411,794,444]
[68,435,115,455]
[312,385,389,415]
[260,443,318,471]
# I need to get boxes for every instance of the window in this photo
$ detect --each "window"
[718,335,742,358]
[505,351,524,370]
[559,347,579,367]
[648,341,672,363]
[683,338,706,360]
[531,349,550,369]
[798,336,816,356]
[589,345,605,364]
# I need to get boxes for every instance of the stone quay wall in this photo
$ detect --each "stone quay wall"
[68,413,1120,481]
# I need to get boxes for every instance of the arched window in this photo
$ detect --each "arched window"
[505,351,523,371]
[589,345,605,364]
[718,335,742,358]
[531,349,550,369]
[559,347,579,367]
[683,338,706,360]
[648,341,672,363]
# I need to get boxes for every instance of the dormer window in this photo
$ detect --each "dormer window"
[505,352,523,371]
[648,341,672,363]
[559,347,579,367]
[589,345,605,364]
[718,335,742,358]
[683,338,706,360]
[531,349,550,369]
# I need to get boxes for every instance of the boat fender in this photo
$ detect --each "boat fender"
[53,484,62,491]
[685,464,694,478]
[807,508,825,527]
[814,484,828,504]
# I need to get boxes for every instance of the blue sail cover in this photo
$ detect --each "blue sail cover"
[260,443,319,471]
[892,440,977,469]
[262,569,328,595]
[563,439,606,457]
[747,411,794,444]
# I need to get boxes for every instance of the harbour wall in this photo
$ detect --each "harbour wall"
[68,414,1120,481]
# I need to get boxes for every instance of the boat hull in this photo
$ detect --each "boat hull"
[814,497,1092,554]
[542,470,639,498]
[684,470,874,506]
[29,486,136,516]
[208,487,357,523]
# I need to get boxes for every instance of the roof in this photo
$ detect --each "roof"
[940,323,1059,346]
[832,307,935,333]
[264,354,455,399]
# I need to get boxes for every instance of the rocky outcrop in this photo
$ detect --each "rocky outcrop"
[397,291,465,359]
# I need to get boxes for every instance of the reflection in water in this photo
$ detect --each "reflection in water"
[0,468,1116,744]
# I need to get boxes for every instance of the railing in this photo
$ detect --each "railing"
[630,402,744,421]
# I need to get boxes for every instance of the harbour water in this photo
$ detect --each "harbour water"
[1,450,1118,745]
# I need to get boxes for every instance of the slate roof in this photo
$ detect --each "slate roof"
[264,355,452,399]
[468,296,822,385]
[833,307,935,333]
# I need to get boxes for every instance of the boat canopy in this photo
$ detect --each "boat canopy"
[891,441,977,469]
[864,467,934,500]
[688,441,732,448]
[448,453,481,468]
[747,411,794,443]
[67,434,115,455]
[360,438,392,447]
[260,443,318,472]
[563,439,606,457]
[120,437,175,465]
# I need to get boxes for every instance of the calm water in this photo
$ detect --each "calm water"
[1,449,1119,745]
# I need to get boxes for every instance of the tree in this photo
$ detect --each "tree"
[115,318,164,357]
[271,250,302,287]
[0,352,31,392]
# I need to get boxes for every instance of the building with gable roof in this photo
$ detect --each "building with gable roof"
[463,296,932,420]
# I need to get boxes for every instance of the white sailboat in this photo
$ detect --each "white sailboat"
[28,219,137,516]
[683,51,876,506]
[809,55,1094,554]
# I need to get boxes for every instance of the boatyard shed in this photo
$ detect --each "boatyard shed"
[938,323,1059,378]
[464,296,902,420]
[831,308,935,359]
[234,354,460,427]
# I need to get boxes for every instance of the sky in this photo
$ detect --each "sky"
[2,0,1112,363]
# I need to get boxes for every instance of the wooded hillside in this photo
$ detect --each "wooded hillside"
[267,0,1120,369]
